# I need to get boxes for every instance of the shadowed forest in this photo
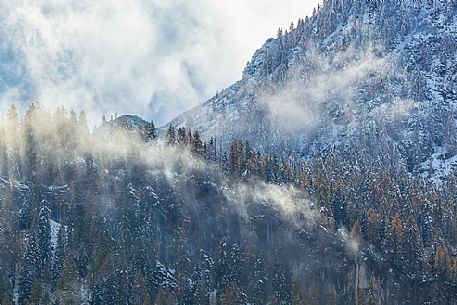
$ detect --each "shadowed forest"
[0,104,455,305]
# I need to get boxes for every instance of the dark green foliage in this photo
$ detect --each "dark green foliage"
[0,105,456,305]
[143,120,157,141]
[165,125,176,145]
[251,257,268,305]
[272,254,292,305]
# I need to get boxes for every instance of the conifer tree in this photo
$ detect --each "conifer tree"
[144,120,157,141]
[52,223,66,286]
[165,125,176,145]
[272,254,292,305]
[215,239,230,292]
[252,257,267,305]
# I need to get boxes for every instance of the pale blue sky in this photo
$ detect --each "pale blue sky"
[0,0,321,126]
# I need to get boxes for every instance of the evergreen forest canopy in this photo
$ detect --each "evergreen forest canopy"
[0,103,456,304]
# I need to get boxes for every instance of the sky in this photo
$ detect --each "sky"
[0,0,321,126]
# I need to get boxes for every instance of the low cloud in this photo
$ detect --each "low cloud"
[225,181,318,228]
[12,105,318,230]
[0,0,321,126]
[374,98,417,119]
[257,49,398,132]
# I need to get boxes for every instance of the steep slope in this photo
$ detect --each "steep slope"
[0,105,384,305]
[169,0,457,180]
[1,105,457,304]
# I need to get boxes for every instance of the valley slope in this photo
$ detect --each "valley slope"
[169,0,457,181]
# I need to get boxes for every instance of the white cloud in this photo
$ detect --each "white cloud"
[258,50,389,132]
[374,98,418,119]
[0,0,321,126]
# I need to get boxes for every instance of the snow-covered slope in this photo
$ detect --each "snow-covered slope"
[168,0,457,180]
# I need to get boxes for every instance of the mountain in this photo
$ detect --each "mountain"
[109,115,150,130]
[1,1,457,305]
[2,103,457,305]
[95,114,150,132]
[0,104,379,305]
[169,0,457,182]
[94,114,156,141]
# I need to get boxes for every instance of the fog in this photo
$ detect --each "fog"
[0,0,321,126]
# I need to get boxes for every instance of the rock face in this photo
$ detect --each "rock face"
[168,0,457,181]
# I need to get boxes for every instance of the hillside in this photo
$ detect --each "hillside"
[0,103,456,304]
[0,1,457,304]
[169,0,457,182]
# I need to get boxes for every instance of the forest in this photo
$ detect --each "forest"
[0,103,455,305]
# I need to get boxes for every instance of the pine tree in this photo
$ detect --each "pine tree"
[18,197,52,304]
[174,226,191,292]
[113,249,130,305]
[52,223,66,286]
[227,141,239,175]
[36,199,52,276]
[54,257,80,304]
[192,130,203,156]
[201,251,214,305]
[23,104,38,181]
[24,280,50,305]
[0,183,16,279]
[434,244,452,282]
[403,218,422,278]
[229,243,242,286]
[132,270,152,305]
[332,189,350,229]
[291,283,305,305]
[384,212,404,272]
[215,239,230,292]
[177,127,187,146]
[144,120,157,141]
[18,234,39,304]
[165,125,176,145]
[220,282,244,305]
[366,208,382,248]
[0,276,12,305]
[252,257,267,305]
[271,255,292,305]
[191,264,205,305]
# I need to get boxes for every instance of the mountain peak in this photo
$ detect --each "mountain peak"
[168,0,457,181]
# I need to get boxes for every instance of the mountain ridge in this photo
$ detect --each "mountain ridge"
[167,0,457,182]
[1,1,457,304]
